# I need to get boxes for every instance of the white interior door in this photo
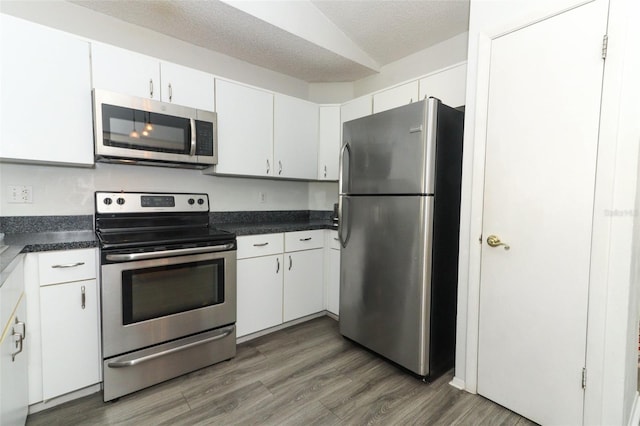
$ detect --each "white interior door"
[477,2,607,425]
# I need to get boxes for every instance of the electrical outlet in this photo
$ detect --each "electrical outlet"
[259,192,267,203]
[7,185,33,203]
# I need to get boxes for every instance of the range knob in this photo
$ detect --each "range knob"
[116,197,125,205]
[103,198,112,205]
[197,198,205,205]
[188,198,195,205]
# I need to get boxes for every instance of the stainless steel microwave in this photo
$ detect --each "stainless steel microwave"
[93,89,217,169]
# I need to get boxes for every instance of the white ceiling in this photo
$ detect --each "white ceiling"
[70,0,470,83]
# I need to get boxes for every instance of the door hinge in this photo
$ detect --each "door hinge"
[582,367,587,389]
[602,34,608,59]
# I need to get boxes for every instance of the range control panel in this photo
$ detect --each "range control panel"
[96,192,209,214]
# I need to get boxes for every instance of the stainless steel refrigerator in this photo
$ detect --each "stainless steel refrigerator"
[338,97,464,379]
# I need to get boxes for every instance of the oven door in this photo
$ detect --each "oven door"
[101,248,236,358]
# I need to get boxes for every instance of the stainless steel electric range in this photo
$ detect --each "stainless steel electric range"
[95,191,237,401]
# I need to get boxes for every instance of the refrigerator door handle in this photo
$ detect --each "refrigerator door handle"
[339,142,352,194]
[338,197,351,248]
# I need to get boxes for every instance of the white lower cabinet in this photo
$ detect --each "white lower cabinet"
[26,248,101,405]
[0,257,28,426]
[236,231,325,338]
[283,249,324,322]
[40,279,101,400]
[325,230,341,316]
[237,254,283,337]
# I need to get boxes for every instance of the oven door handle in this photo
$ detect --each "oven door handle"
[105,243,235,262]
[107,325,235,368]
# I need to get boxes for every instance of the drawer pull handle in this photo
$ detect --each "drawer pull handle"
[299,237,312,242]
[51,262,85,269]
[253,242,269,247]
[81,285,86,310]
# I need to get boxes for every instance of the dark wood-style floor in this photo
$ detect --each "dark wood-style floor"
[27,316,536,425]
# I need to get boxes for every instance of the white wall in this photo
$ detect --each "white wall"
[0,163,314,215]
[458,0,640,424]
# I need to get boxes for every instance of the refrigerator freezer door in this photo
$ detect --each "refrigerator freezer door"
[339,194,433,375]
[340,99,437,196]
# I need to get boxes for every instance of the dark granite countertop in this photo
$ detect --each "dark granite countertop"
[0,211,337,287]
[218,219,338,236]
[0,231,98,287]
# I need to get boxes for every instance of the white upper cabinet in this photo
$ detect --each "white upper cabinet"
[273,94,319,180]
[317,106,340,181]
[0,15,93,166]
[91,43,215,110]
[91,43,160,100]
[419,63,467,108]
[340,94,372,126]
[373,80,420,114]
[214,79,274,177]
[159,61,215,111]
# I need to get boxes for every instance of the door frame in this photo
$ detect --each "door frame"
[454,0,639,424]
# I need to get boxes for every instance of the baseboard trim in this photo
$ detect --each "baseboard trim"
[449,376,466,391]
[628,391,640,426]
[236,311,329,344]
[29,383,101,414]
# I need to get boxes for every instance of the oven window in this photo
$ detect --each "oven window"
[121,259,224,325]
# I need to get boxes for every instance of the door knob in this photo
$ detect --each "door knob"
[487,235,510,250]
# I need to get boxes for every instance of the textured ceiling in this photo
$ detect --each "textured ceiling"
[71,0,470,83]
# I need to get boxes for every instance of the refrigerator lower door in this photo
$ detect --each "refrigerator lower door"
[339,194,433,376]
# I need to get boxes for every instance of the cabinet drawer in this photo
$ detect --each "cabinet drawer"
[237,234,283,259]
[38,249,97,286]
[327,230,341,250]
[285,230,324,252]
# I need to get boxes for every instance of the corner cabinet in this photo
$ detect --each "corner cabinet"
[26,248,101,403]
[0,256,28,426]
[91,43,215,110]
[273,94,319,180]
[0,14,93,166]
[213,79,274,177]
[317,106,341,181]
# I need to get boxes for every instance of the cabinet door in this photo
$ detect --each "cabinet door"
[0,15,94,166]
[0,296,28,426]
[418,63,467,108]
[214,79,274,177]
[317,106,340,181]
[91,42,161,100]
[373,80,420,114]
[274,94,319,179]
[326,240,340,316]
[341,95,372,126]
[283,249,324,322]
[40,279,101,400]
[237,255,283,337]
[160,61,215,111]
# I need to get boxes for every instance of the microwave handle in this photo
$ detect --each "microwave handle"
[189,118,196,156]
